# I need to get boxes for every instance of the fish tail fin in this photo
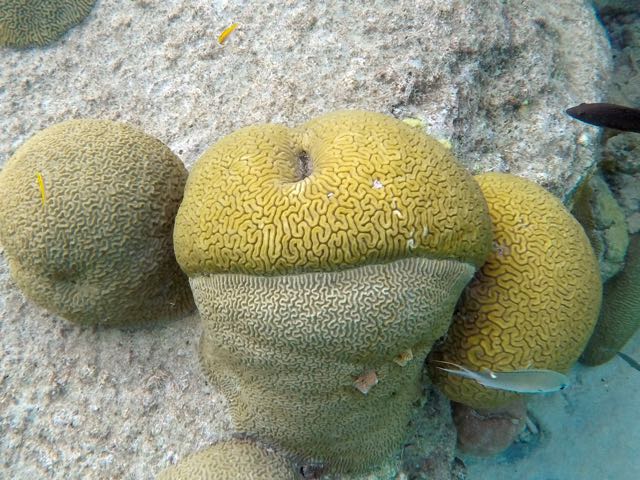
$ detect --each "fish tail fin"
[432,360,478,380]
[435,367,477,381]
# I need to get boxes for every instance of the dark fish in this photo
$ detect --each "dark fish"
[566,103,640,133]
[617,351,640,373]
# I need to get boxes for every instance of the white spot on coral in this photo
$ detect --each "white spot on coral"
[327,192,334,199]
[492,241,510,257]
[372,179,383,189]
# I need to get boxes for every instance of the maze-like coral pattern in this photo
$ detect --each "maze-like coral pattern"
[581,233,640,365]
[0,119,194,325]
[157,438,298,480]
[194,256,475,472]
[431,173,601,409]
[174,110,492,276]
[0,0,96,48]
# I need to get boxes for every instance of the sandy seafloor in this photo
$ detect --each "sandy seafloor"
[465,332,640,480]
[1,0,639,479]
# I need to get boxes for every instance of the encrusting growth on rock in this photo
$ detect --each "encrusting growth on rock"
[581,234,640,365]
[174,110,492,473]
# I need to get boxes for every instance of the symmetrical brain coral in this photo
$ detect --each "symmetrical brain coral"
[581,233,640,365]
[0,0,96,48]
[174,110,493,472]
[156,438,298,480]
[430,172,602,410]
[0,119,194,326]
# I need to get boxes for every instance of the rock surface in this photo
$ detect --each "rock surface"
[1,0,609,193]
[0,250,231,479]
[0,1,610,478]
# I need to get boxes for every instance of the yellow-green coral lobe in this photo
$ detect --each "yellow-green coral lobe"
[581,234,640,365]
[175,110,492,473]
[0,0,96,48]
[431,173,601,409]
[156,438,298,480]
[0,119,194,326]
[174,110,492,276]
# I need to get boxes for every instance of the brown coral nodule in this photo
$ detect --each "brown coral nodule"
[452,398,527,456]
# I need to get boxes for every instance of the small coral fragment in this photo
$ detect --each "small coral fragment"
[401,117,425,129]
[393,349,413,366]
[354,370,378,394]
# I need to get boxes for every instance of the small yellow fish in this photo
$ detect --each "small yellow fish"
[218,22,239,45]
[35,172,46,206]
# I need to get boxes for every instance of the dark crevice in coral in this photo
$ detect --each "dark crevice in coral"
[295,151,312,181]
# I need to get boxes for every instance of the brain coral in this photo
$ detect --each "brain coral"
[0,119,194,326]
[174,110,492,473]
[571,173,629,282]
[581,233,640,365]
[156,438,298,480]
[430,172,601,410]
[174,110,491,275]
[0,0,96,48]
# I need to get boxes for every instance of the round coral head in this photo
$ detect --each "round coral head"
[174,110,492,276]
[173,110,493,472]
[0,119,194,326]
[156,438,298,480]
[431,172,602,409]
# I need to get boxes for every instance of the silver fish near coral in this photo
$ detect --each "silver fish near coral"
[434,360,570,394]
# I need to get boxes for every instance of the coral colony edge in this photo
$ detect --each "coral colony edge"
[0,110,609,478]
